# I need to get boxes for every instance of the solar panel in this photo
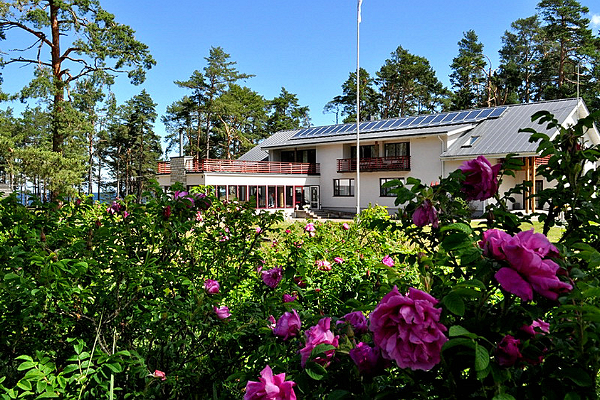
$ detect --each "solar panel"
[477,108,493,119]
[489,107,507,118]
[290,105,509,140]
[419,115,436,126]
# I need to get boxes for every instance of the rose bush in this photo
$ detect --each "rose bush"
[1,111,599,398]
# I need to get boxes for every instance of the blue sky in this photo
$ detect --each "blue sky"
[3,0,600,151]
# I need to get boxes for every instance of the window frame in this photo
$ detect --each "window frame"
[380,177,405,197]
[333,178,355,197]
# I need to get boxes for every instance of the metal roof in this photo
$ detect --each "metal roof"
[240,98,584,158]
[237,129,300,161]
[441,98,579,158]
[263,123,475,149]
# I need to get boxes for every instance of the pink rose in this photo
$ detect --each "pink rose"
[459,156,502,201]
[152,369,166,381]
[497,233,571,301]
[244,365,296,400]
[283,294,297,303]
[349,342,386,376]
[412,199,439,228]
[496,335,521,367]
[300,317,339,367]
[262,267,283,288]
[316,260,332,271]
[521,319,550,336]
[381,255,394,267]
[369,286,447,371]
[255,227,262,234]
[339,311,368,335]
[333,257,343,264]
[342,223,350,230]
[273,310,302,340]
[204,279,220,294]
[304,223,315,232]
[479,229,511,260]
[214,305,230,319]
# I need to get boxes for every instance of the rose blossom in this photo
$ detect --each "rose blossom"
[479,228,512,260]
[300,317,339,367]
[283,294,297,303]
[496,231,571,301]
[521,319,550,337]
[349,342,386,376]
[412,199,439,228]
[496,335,522,367]
[316,260,332,271]
[268,315,276,330]
[459,155,502,201]
[338,311,368,335]
[369,286,447,371]
[262,267,283,288]
[151,370,166,381]
[381,255,394,267]
[204,279,220,294]
[273,310,302,341]
[342,223,350,230]
[304,222,315,232]
[255,227,262,234]
[244,365,296,400]
[214,305,231,319]
[333,257,343,264]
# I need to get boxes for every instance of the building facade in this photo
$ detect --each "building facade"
[156,98,599,217]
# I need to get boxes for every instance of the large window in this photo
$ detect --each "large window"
[350,145,376,159]
[334,179,354,197]
[385,142,410,157]
[380,177,404,197]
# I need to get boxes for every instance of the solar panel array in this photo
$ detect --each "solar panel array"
[291,106,508,140]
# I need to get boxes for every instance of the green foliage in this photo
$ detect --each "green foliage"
[2,110,600,399]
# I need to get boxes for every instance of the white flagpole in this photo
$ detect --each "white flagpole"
[356,0,362,217]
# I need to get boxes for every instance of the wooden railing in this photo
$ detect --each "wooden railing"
[157,161,171,174]
[337,156,411,172]
[157,159,320,175]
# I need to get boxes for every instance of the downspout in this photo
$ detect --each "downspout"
[437,135,445,178]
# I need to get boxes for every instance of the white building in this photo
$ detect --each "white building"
[156,98,599,217]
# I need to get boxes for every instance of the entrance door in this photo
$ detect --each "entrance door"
[310,186,319,209]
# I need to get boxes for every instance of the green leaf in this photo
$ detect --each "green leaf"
[17,362,35,371]
[35,392,59,399]
[563,367,593,387]
[442,338,475,351]
[442,292,465,316]
[104,363,123,373]
[16,380,32,392]
[474,343,489,371]
[310,343,336,358]
[448,325,477,339]
[440,222,472,235]
[492,395,516,400]
[304,361,327,381]
[326,390,350,400]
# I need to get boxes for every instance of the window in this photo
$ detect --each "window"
[216,185,227,200]
[334,179,354,197]
[238,186,247,202]
[461,136,479,148]
[385,142,410,157]
[228,185,238,201]
[351,145,376,159]
[380,178,404,197]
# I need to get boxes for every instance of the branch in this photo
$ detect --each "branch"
[0,20,53,48]
[4,57,52,68]
[60,47,83,63]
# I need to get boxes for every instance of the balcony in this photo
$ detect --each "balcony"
[157,159,320,175]
[337,156,410,172]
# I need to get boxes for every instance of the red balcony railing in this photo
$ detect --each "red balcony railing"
[157,161,171,174]
[337,156,411,172]
[157,159,320,175]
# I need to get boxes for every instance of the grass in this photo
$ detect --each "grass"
[471,219,565,243]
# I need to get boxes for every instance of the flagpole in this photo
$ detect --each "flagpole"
[356,0,362,217]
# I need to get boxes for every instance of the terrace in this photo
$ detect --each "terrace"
[157,158,320,175]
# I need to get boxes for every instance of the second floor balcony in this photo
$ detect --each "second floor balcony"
[158,158,320,175]
[337,156,411,173]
